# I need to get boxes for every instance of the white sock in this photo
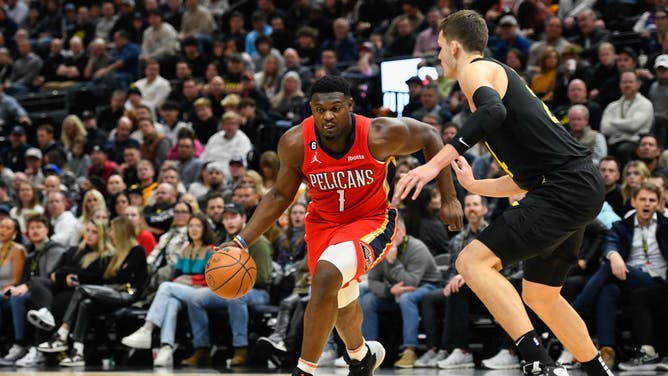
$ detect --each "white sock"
[73,342,84,355]
[297,358,317,374]
[641,345,656,357]
[347,342,368,361]
[57,327,69,341]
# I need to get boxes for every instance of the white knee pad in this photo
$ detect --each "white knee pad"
[318,241,360,308]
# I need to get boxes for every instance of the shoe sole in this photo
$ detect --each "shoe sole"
[618,364,659,371]
[367,341,385,373]
[59,362,85,367]
[438,362,475,369]
[27,312,55,331]
[257,337,287,353]
[37,346,68,353]
[482,363,521,370]
[121,338,151,349]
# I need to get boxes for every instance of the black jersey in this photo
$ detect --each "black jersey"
[473,58,589,190]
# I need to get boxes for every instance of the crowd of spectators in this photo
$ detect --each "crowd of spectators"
[0,0,665,372]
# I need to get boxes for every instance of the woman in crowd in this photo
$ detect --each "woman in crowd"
[110,192,130,218]
[38,216,146,366]
[404,184,450,256]
[124,205,157,256]
[254,54,284,101]
[269,71,305,123]
[121,213,214,367]
[0,218,27,361]
[259,151,279,190]
[241,170,266,196]
[79,189,107,224]
[10,182,44,234]
[530,46,560,102]
[60,115,87,153]
[621,161,650,212]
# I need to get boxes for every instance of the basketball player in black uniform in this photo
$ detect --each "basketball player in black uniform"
[395,10,614,376]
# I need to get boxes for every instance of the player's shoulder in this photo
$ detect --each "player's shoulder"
[279,123,305,148]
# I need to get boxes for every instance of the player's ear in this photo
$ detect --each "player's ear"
[347,97,353,110]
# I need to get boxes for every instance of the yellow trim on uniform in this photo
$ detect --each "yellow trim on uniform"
[382,156,396,205]
[484,141,514,178]
[361,211,390,244]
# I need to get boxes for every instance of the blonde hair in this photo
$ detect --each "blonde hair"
[242,170,266,195]
[81,189,107,224]
[622,160,651,201]
[271,71,304,107]
[104,216,138,279]
[61,115,87,150]
[79,219,115,269]
[179,194,201,215]
[16,182,40,215]
[124,205,149,234]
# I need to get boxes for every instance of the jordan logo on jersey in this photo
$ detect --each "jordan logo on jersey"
[311,151,322,164]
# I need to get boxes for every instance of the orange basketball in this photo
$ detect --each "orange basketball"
[205,246,257,299]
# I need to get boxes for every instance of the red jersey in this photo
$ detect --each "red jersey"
[301,114,392,224]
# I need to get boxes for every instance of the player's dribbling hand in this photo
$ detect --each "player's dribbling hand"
[394,163,441,201]
[440,197,463,231]
[215,242,243,257]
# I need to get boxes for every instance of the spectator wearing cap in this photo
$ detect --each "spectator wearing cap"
[228,155,247,188]
[179,0,216,41]
[413,7,441,57]
[245,10,273,59]
[222,54,247,95]
[645,27,668,73]
[88,143,120,184]
[5,38,42,95]
[649,55,668,147]
[569,9,610,64]
[128,11,146,46]
[143,182,177,238]
[402,76,425,117]
[186,201,272,366]
[81,111,109,154]
[96,30,140,90]
[36,124,67,168]
[3,126,28,173]
[160,101,189,146]
[321,18,358,64]
[175,131,202,188]
[385,16,416,58]
[601,71,654,167]
[139,118,171,169]
[24,148,44,188]
[488,15,531,62]
[596,46,654,108]
[96,1,118,41]
[134,60,171,114]
[201,111,252,182]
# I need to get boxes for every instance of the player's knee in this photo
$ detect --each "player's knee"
[311,261,343,296]
[521,286,559,310]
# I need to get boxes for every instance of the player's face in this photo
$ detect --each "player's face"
[631,189,659,221]
[310,93,353,142]
[438,35,456,79]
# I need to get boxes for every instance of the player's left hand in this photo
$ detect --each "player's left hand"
[394,162,441,201]
[215,242,243,257]
[451,156,475,189]
[440,197,463,231]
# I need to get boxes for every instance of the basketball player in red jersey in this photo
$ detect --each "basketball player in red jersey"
[218,75,463,376]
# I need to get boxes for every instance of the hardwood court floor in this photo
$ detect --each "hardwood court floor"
[0,367,664,376]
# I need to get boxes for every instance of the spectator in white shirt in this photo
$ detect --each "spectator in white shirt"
[47,191,81,248]
[134,60,171,114]
[200,111,252,182]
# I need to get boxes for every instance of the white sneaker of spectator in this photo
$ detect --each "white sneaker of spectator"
[426,349,449,368]
[437,348,475,369]
[27,308,55,330]
[557,348,581,369]
[15,347,45,367]
[0,344,27,365]
[153,345,173,367]
[318,348,338,367]
[414,348,438,368]
[122,326,152,349]
[482,348,520,369]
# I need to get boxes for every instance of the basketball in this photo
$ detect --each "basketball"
[205,246,257,299]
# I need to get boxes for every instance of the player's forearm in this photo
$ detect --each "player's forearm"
[423,130,458,200]
[426,144,460,177]
[469,175,526,198]
[238,189,293,246]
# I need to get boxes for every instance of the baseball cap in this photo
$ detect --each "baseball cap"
[229,53,243,62]
[81,110,96,120]
[229,155,246,167]
[127,87,142,96]
[25,148,42,160]
[10,125,25,136]
[43,163,61,176]
[405,76,424,86]
[0,204,10,216]
[64,3,75,11]
[206,162,225,173]
[618,46,638,63]
[91,143,107,153]
[655,54,668,69]
[223,202,245,216]
[499,15,518,27]
[121,0,135,6]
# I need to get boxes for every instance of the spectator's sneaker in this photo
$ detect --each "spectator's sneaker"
[426,349,449,368]
[181,348,211,367]
[122,326,152,349]
[414,349,438,368]
[153,345,173,367]
[258,335,287,353]
[318,348,338,367]
[482,349,521,369]
[344,341,385,376]
[0,344,27,365]
[37,334,68,353]
[15,347,45,367]
[27,308,55,330]
[618,348,660,371]
[656,356,668,371]
[334,355,347,367]
[291,368,313,376]
[230,347,248,366]
[600,346,616,370]
[556,349,581,369]
[437,348,475,369]
[522,361,570,375]
[59,350,84,367]
[393,349,417,368]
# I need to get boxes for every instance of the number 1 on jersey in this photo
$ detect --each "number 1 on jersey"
[337,189,346,212]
